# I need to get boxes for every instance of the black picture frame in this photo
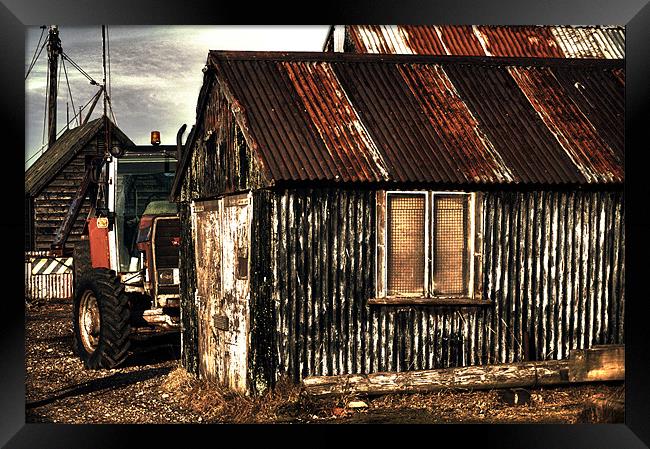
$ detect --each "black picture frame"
[3,0,649,447]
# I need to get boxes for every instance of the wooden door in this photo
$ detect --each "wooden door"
[192,193,251,393]
[219,193,251,393]
[192,199,224,381]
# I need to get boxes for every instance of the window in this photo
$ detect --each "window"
[386,193,426,296]
[375,191,483,303]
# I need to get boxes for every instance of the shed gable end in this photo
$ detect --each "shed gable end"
[180,80,271,202]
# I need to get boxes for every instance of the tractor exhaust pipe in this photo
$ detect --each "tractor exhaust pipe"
[176,124,187,161]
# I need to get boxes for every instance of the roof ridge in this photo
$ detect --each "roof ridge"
[207,50,624,68]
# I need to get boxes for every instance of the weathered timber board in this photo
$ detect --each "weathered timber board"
[569,344,624,382]
[303,345,624,397]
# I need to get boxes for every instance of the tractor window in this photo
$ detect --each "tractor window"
[115,157,176,272]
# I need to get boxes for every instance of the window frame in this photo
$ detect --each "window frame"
[373,190,485,306]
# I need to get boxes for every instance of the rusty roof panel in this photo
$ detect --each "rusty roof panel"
[280,61,389,182]
[550,26,625,59]
[475,26,564,58]
[433,25,486,56]
[343,25,624,59]
[398,26,449,55]
[508,66,623,183]
[216,59,332,182]
[551,67,624,158]
[350,25,416,54]
[443,63,585,184]
[396,64,514,183]
[204,51,623,186]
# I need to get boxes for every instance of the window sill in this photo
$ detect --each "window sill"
[368,297,492,306]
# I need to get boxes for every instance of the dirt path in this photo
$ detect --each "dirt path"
[25,299,623,424]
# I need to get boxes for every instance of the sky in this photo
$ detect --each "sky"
[25,25,331,169]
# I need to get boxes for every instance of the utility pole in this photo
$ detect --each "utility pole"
[102,25,107,124]
[96,25,110,213]
[46,25,61,149]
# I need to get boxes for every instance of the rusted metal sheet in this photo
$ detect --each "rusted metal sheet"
[432,25,485,56]
[550,26,625,59]
[351,25,416,54]
[261,188,624,382]
[443,63,616,184]
[281,61,388,183]
[508,66,623,183]
[199,51,623,186]
[397,64,513,183]
[339,25,624,59]
[474,26,564,58]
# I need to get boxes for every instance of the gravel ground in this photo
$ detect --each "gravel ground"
[25,298,201,424]
[25,298,624,424]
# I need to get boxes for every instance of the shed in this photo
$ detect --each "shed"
[324,25,625,59]
[25,117,134,251]
[172,50,624,395]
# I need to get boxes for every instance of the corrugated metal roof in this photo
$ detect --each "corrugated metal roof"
[187,51,623,188]
[337,25,625,59]
[25,117,134,196]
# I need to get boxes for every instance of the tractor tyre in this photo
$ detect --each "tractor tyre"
[73,268,131,369]
[72,240,91,291]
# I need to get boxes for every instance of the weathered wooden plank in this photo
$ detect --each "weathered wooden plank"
[303,344,624,397]
[569,344,624,382]
[303,359,572,397]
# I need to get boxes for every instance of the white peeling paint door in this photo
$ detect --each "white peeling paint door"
[193,193,251,394]
[192,199,224,382]
[219,193,251,393]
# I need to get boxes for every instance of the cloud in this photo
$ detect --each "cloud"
[25,25,330,167]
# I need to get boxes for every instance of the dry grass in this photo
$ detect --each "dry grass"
[577,385,624,423]
[161,368,311,423]
[161,367,624,424]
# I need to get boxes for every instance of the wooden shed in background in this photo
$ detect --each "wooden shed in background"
[25,116,133,252]
[172,48,624,395]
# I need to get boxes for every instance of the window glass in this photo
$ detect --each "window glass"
[387,193,426,295]
[432,194,469,296]
[115,158,176,272]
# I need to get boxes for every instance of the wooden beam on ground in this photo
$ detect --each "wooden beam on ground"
[302,345,624,397]
[569,344,624,382]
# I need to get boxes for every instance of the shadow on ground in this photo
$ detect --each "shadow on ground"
[25,365,173,410]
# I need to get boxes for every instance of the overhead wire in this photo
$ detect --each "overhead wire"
[61,51,98,85]
[42,63,49,145]
[26,26,46,70]
[31,26,116,166]
[61,57,78,127]
[27,87,104,164]
[107,25,112,100]
[25,38,47,80]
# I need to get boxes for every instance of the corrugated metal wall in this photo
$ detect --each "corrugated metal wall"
[269,188,624,382]
[24,265,73,300]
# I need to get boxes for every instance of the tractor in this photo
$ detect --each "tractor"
[53,124,186,369]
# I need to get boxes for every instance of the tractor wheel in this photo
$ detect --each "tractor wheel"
[72,240,91,291]
[73,268,131,369]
